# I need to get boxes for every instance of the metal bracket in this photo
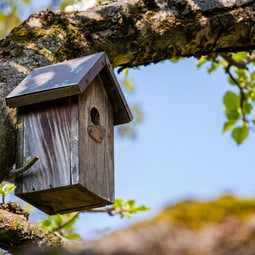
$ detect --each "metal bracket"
[87,125,105,143]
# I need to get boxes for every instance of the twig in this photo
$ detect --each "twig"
[225,65,248,123]
[220,53,248,69]
[8,156,39,178]
[84,207,127,217]
[52,212,80,232]
[245,54,255,64]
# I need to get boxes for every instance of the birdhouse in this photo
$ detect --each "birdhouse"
[6,52,132,215]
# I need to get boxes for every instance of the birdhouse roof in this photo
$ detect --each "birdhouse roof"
[6,52,132,125]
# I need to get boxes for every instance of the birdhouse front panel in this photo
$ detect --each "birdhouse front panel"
[78,75,114,203]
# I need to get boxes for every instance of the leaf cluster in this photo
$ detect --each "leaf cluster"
[39,198,149,239]
[112,198,150,218]
[40,212,81,240]
[197,52,255,144]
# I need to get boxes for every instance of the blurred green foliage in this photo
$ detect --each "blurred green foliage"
[117,67,143,139]
[39,198,149,239]
[0,0,31,37]
[40,212,81,240]
[153,195,255,229]
[0,182,16,203]
[112,198,150,218]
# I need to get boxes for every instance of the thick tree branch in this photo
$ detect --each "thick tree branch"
[2,0,255,68]
[0,203,74,254]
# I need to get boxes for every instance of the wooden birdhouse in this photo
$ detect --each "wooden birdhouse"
[6,52,132,215]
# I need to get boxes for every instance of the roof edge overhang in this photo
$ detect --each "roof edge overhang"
[5,52,133,125]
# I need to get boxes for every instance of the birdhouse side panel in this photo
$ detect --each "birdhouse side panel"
[16,98,72,194]
[78,75,114,203]
[70,95,79,185]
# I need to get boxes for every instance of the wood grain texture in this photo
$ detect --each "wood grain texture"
[78,75,114,203]
[17,98,72,194]
[18,184,111,214]
[15,76,114,214]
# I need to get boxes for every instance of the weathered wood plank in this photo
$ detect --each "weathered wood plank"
[79,75,114,203]
[70,96,80,185]
[17,98,72,194]
[15,81,114,214]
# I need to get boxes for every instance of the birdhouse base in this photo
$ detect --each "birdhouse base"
[15,184,113,215]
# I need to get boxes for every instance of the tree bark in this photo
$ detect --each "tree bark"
[0,0,255,249]
[0,203,73,253]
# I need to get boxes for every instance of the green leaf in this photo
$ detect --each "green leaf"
[223,119,237,132]
[131,105,143,123]
[244,101,253,114]
[223,91,240,110]
[40,219,52,228]
[0,183,16,195]
[196,56,207,68]
[231,125,249,145]
[112,198,150,218]
[232,52,248,61]
[251,72,255,81]
[169,58,180,63]
[65,232,81,240]
[2,183,16,194]
[207,62,219,74]
[250,90,255,100]
[123,80,134,92]
[225,109,240,120]
[218,58,228,68]
[235,68,247,85]
[54,215,63,226]
[123,68,129,79]
[113,198,123,209]
[0,184,3,195]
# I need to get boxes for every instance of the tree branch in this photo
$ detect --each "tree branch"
[225,64,248,123]
[0,204,74,254]
[52,212,80,232]
[220,53,248,69]
[6,156,39,182]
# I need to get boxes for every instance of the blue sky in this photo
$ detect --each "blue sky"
[9,0,255,240]
[75,58,255,239]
